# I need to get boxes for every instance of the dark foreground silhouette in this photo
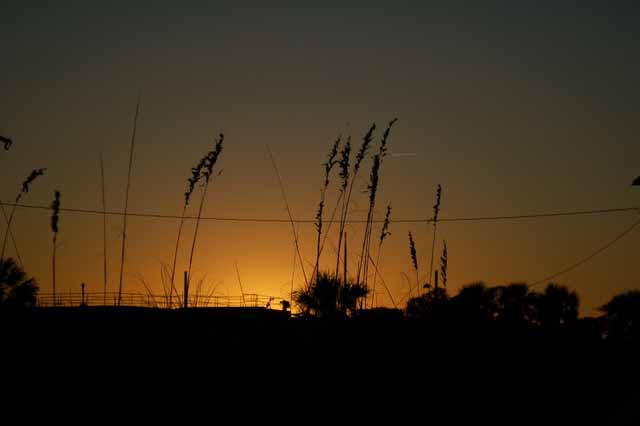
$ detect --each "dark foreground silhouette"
[3,306,639,425]
[3,259,640,423]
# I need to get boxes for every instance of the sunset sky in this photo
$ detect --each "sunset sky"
[1,1,639,314]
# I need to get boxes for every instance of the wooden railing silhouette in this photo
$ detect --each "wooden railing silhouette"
[36,291,287,309]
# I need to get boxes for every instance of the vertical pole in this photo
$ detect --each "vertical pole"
[52,237,56,307]
[100,153,108,306]
[343,232,348,284]
[81,282,85,306]
[184,270,188,308]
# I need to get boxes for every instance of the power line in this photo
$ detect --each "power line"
[439,207,640,223]
[529,216,640,287]
[0,201,637,224]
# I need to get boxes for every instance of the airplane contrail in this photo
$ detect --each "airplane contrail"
[390,152,417,158]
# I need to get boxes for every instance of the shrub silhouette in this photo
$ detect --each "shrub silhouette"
[0,257,38,309]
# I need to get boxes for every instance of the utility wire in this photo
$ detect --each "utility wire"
[0,202,637,224]
[529,216,640,287]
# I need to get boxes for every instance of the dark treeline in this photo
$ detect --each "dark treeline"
[2,258,640,425]
[2,256,640,347]
[293,269,640,347]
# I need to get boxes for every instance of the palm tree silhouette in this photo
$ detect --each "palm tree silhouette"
[0,257,38,308]
[450,282,499,322]
[494,283,538,325]
[536,283,579,329]
[600,290,640,342]
[293,271,368,318]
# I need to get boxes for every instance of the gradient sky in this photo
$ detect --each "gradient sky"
[1,1,639,314]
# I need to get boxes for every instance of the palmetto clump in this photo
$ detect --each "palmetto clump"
[293,271,368,318]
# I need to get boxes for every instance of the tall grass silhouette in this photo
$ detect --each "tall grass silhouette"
[335,124,375,282]
[1,168,46,260]
[313,136,340,283]
[370,204,391,308]
[357,118,397,302]
[334,136,351,279]
[117,97,140,306]
[0,135,22,267]
[50,191,61,306]
[186,134,224,306]
[428,184,442,287]
[439,240,447,290]
[169,150,207,308]
[267,146,309,288]
[408,231,419,296]
[0,207,21,266]
[100,154,108,305]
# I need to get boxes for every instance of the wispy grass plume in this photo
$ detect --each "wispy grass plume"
[339,137,351,193]
[0,135,22,266]
[408,231,419,296]
[357,118,397,301]
[169,150,207,308]
[335,125,374,281]
[313,136,340,283]
[0,135,13,150]
[2,168,46,259]
[186,133,224,306]
[428,184,442,287]
[440,240,447,289]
